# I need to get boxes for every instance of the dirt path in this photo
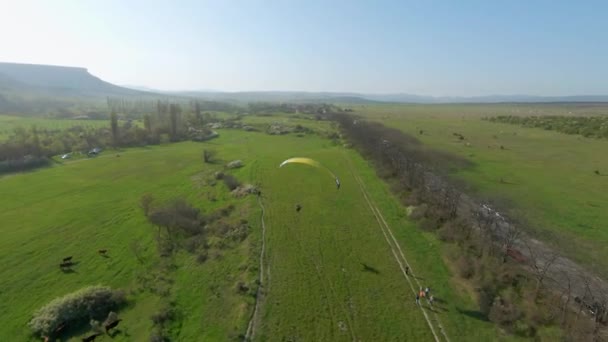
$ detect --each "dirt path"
[345,154,450,342]
[245,195,268,341]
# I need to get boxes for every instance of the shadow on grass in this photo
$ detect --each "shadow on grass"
[110,328,128,338]
[361,263,380,274]
[433,297,447,304]
[456,307,489,322]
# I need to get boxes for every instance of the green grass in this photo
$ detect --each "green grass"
[0,114,108,141]
[244,132,501,340]
[0,134,258,341]
[0,124,505,341]
[358,103,608,276]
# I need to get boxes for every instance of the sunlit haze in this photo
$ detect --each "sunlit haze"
[1,0,607,96]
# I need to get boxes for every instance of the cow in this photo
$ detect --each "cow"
[98,249,108,256]
[82,332,103,342]
[62,256,73,262]
[105,319,122,334]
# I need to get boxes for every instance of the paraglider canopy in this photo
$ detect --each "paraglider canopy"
[279,157,340,189]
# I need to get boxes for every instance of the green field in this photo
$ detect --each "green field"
[0,119,513,340]
[0,115,108,141]
[359,103,608,276]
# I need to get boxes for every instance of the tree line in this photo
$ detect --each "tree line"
[0,101,221,174]
[106,97,238,119]
[485,115,608,140]
[332,112,608,340]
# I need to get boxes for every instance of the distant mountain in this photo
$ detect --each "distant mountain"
[0,62,164,115]
[0,62,151,97]
[170,90,608,104]
[167,91,382,104]
[1,62,606,116]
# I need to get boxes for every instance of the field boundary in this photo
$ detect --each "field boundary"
[245,194,268,341]
[345,154,450,342]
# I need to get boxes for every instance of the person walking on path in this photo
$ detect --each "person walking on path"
[415,293,420,306]
[425,287,430,297]
[405,266,410,275]
[429,295,434,306]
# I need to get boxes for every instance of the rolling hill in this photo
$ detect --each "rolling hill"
[0,62,158,115]
[0,62,147,97]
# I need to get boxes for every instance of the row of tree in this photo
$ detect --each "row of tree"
[247,102,340,115]
[0,101,223,173]
[333,112,607,339]
[106,97,238,119]
[485,115,608,139]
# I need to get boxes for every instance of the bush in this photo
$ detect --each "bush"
[409,203,428,220]
[28,285,126,336]
[223,174,240,190]
[489,296,522,330]
[0,156,51,174]
[140,193,155,217]
[456,256,475,279]
[438,221,458,242]
[196,250,208,264]
[151,306,176,327]
[478,286,497,317]
[203,149,217,163]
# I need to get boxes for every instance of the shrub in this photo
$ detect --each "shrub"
[140,193,155,217]
[203,149,217,163]
[0,156,51,174]
[223,174,240,191]
[151,306,176,327]
[196,250,208,264]
[28,285,126,336]
[409,203,428,221]
[456,256,475,279]
[478,286,497,317]
[489,296,522,330]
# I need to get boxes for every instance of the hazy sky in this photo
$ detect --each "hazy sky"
[1,0,607,96]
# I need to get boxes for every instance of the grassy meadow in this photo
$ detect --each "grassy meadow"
[0,116,514,340]
[0,115,108,141]
[358,103,608,276]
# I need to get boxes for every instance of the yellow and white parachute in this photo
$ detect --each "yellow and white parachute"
[279,157,340,189]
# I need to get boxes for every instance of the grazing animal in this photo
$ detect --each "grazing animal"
[98,249,108,255]
[82,332,103,342]
[295,204,302,212]
[62,256,73,262]
[105,319,122,334]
